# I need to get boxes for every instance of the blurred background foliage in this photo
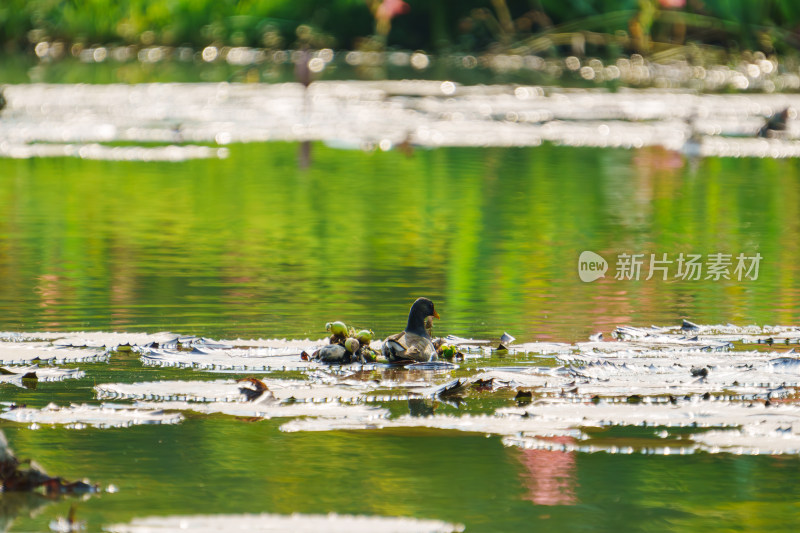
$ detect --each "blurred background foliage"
[1,1,800,57]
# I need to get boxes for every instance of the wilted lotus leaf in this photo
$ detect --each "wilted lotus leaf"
[0,366,84,388]
[0,343,107,364]
[0,403,183,429]
[134,399,388,421]
[96,378,372,404]
[106,512,464,533]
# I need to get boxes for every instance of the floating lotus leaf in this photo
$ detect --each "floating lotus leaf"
[280,411,576,438]
[442,335,491,345]
[596,329,734,352]
[2,331,331,353]
[496,401,800,431]
[547,349,800,399]
[53,332,181,350]
[136,346,396,372]
[96,378,374,404]
[0,365,84,387]
[137,347,323,371]
[0,343,107,364]
[209,338,329,350]
[468,369,569,390]
[105,512,464,533]
[134,399,388,421]
[613,323,800,346]
[0,332,68,342]
[0,143,226,161]
[503,342,574,355]
[501,401,800,455]
[0,403,183,429]
[690,427,800,455]
[405,361,458,371]
[283,398,800,455]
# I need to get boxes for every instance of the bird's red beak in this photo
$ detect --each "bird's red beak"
[433,310,440,319]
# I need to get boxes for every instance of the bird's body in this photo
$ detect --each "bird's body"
[315,343,349,363]
[382,297,440,363]
[382,330,437,362]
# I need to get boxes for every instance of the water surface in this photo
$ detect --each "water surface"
[0,142,797,341]
[1,110,800,532]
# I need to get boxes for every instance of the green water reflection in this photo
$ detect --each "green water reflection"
[1,142,800,531]
[0,143,797,341]
[3,420,800,532]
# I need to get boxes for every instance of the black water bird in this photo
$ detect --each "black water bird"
[758,108,791,138]
[382,297,440,363]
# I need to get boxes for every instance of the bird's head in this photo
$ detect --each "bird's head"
[406,297,439,336]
